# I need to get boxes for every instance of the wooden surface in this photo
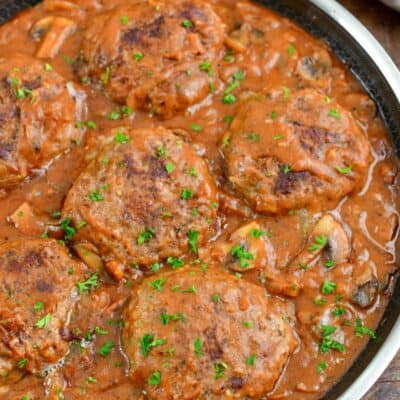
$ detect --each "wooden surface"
[337,1,400,398]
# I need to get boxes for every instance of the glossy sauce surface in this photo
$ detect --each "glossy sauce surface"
[0,1,398,399]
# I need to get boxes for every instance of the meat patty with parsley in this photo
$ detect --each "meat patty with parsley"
[62,126,218,278]
[75,0,225,118]
[0,239,85,378]
[122,266,297,399]
[0,54,87,187]
[222,89,371,214]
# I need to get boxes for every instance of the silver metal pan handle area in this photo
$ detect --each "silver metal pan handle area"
[307,3,400,399]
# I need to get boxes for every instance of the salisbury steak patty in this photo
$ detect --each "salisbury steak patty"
[76,0,225,117]
[122,266,297,399]
[0,239,84,376]
[62,127,217,276]
[223,89,371,214]
[0,54,86,187]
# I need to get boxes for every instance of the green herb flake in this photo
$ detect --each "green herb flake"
[165,162,175,174]
[355,318,376,339]
[194,337,203,357]
[140,333,167,358]
[35,313,51,329]
[187,229,200,253]
[191,123,202,133]
[150,277,167,291]
[114,131,129,144]
[77,273,99,294]
[181,19,192,28]
[138,228,155,245]
[321,280,336,295]
[133,52,144,62]
[316,361,327,374]
[98,340,114,357]
[246,354,256,366]
[120,15,129,25]
[214,361,228,379]
[336,165,352,175]
[166,257,184,270]
[309,235,328,252]
[17,358,27,369]
[230,244,254,269]
[33,301,44,312]
[181,189,194,200]
[148,371,161,385]
[89,190,104,202]
[328,108,341,120]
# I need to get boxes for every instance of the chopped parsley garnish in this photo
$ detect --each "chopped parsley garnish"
[148,371,161,385]
[321,280,336,294]
[319,325,345,354]
[98,340,114,356]
[187,229,200,253]
[165,162,175,173]
[181,285,197,294]
[230,244,254,269]
[250,228,263,238]
[282,86,290,99]
[191,123,202,132]
[114,131,130,144]
[316,361,327,374]
[60,217,76,240]
[89,190,104,202]
[35,313,51,329]
[355,318,376,339]
[212,293,220,303]
[224,115,233,125]
[243,321,253,328]
[133,52,144,62]
[336,165,352,175]
[120,15,129,25]
[194,337,203,357]
[181,189,194,200]
[44,63,53,72]
[214,361,228,379]
[309,235,328,252]
[161,312,187,325]
[325,259,335,268]
[188,167,198,177]
[137,228,155,245]
[181,19,192,28]
[283,164,291,174]
[17,358,27,369]
[328,108,341,120]
[166,257,184,269]
[333,307,345,317]
[108,111,121,120]
[140,333,167,358]
[33,301,44,312]
[76,273,99,293]
[199,61,214,76]
[246,354,256,366]
[102,66,111,85]
[314,297,327,306]
[150,277,167,291]
[271,110,278,119]
[247,133,260,142]
[223,71,245,104]
[288,44,296,56]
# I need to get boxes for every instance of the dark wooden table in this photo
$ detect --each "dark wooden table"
[337,0,400,398]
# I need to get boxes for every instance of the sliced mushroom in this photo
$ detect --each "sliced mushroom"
[296,49,332,82]
[9,202,44,236]
[343,93,377,123]
[291,214,351,269]
[350,263,379,308]
[73,243,104,271]
[225,22,251,53]
[207,221,269,272]
[31,16,77,59]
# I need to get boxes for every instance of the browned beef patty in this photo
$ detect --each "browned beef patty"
[62,127,218,275]
[76,0,225,118]
[122,266,297,399]
[223,89,371,214]
[0,54,86,187]
[0,239,84,376]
